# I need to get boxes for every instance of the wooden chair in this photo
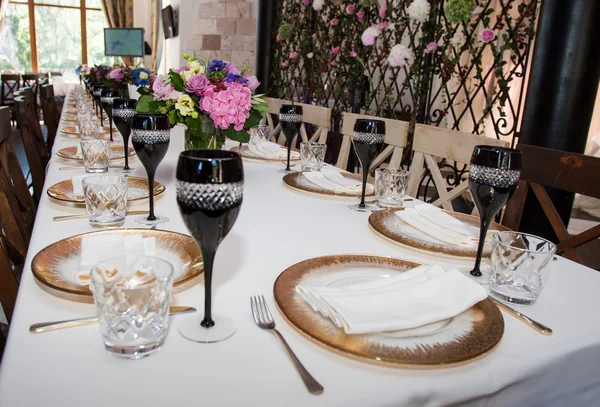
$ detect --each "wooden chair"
[336,112,409,171]
[14,97,46,203]
[1,74,21,125]
[0,107,36,232]
[0,236,19,324]
[21,73,46,114]
[39,84,60,151]
[406,124,509,210]
[263,97,331,146]
[14,88,47,159]
[502,144,600,264]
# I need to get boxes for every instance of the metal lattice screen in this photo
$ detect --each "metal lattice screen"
[269,0,539,145]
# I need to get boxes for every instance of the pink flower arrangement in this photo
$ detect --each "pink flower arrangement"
[137,53,268,148]
[480,28,496,43]
[107,67,125,81]
[346,4,355,14]
[424,42,438,54]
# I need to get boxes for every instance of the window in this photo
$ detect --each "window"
[0,0,111,73]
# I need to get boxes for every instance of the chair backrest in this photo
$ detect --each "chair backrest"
[0,237,19,323]
[14,97,45,203]
[263,97,332,146]
[14,88,46,158]
[502,144,600,264]
[0,107,36,231]
[39,84,59,151]
[406,124,509,210]
[0,74,21,105]
[336,112,409,171]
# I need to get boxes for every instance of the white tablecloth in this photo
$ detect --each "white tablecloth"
[1,91,600,406]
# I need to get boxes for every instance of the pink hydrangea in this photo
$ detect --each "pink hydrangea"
[480,28,496,43]
[290,51,298,59]
[356,11,365,22]
[346,4,355,14]
[185,73,211,96]
[331,46,341,55]
[331,18,339,25]
[201,86,252,131]
[424,42,438,54]
[244,74,260,91]
[107,67,125,81]
[152,75,180,100]
[379,4,387,19]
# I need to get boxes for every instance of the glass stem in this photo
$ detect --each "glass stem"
[123,134,129,170]
[359,164,369,207]
[471,215,491,277]
[147,170,156,221]
[109,120,113,142]
[286,143,291,171]
[200,249,215,328]
[99,108,103,126]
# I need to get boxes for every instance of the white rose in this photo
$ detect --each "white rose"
[306,52,314,59]
[139,72,149,80]
[407,0,430,23]
[313,0,324,11]
[387,44,413,68]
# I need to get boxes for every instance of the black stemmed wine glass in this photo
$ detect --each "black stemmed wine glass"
[112,98,137,173]
[176,150,244,343]
[278,104,303,173]
[100,88,119,142]
[92,85,107,123]
[131,113,170,226]
[348,119,386,212]
[469,146,521,277]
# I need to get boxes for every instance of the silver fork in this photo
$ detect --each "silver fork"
[250,295,324,394]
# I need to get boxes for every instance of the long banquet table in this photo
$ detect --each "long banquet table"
[1,91,600,406]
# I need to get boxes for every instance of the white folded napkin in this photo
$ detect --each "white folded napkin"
[302,165,374,194]
[248,139,299,159]
[71,174,88,199]
[76,234,157,285]
[395,203,480,247]
[297,265,487,334]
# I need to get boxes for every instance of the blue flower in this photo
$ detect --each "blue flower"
[208,60,228,72]
[225,73,248,84]
[75,65,82,75]
[133,68,152,86]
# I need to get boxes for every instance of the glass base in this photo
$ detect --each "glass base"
[348,202,379,212]
[489,290,536,306]
[134,215,169,226]
[178,314,236,343]
[278,167,297,173]
[104,338,165,360]
[114,167,136,174]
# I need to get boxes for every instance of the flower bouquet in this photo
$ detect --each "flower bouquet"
[136,53,268,149]
[104,66,153,98]
[75,64,91,76]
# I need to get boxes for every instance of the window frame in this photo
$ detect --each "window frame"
[8,0,103,71]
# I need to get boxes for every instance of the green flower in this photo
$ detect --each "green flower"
[278,23,293,41]
[445,0,474,24]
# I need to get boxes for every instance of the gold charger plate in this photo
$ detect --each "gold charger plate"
[369,208,510,258]
[274,254,504,366]
[47,176,165,205]
[282,171,375,199]
[230,145,301,163]
[57,145,135,161]
[31,229,203,300]
[60,126,112,135]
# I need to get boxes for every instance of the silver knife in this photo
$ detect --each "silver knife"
[29,306,196,334]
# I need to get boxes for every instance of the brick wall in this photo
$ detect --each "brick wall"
[180,0,257,71]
